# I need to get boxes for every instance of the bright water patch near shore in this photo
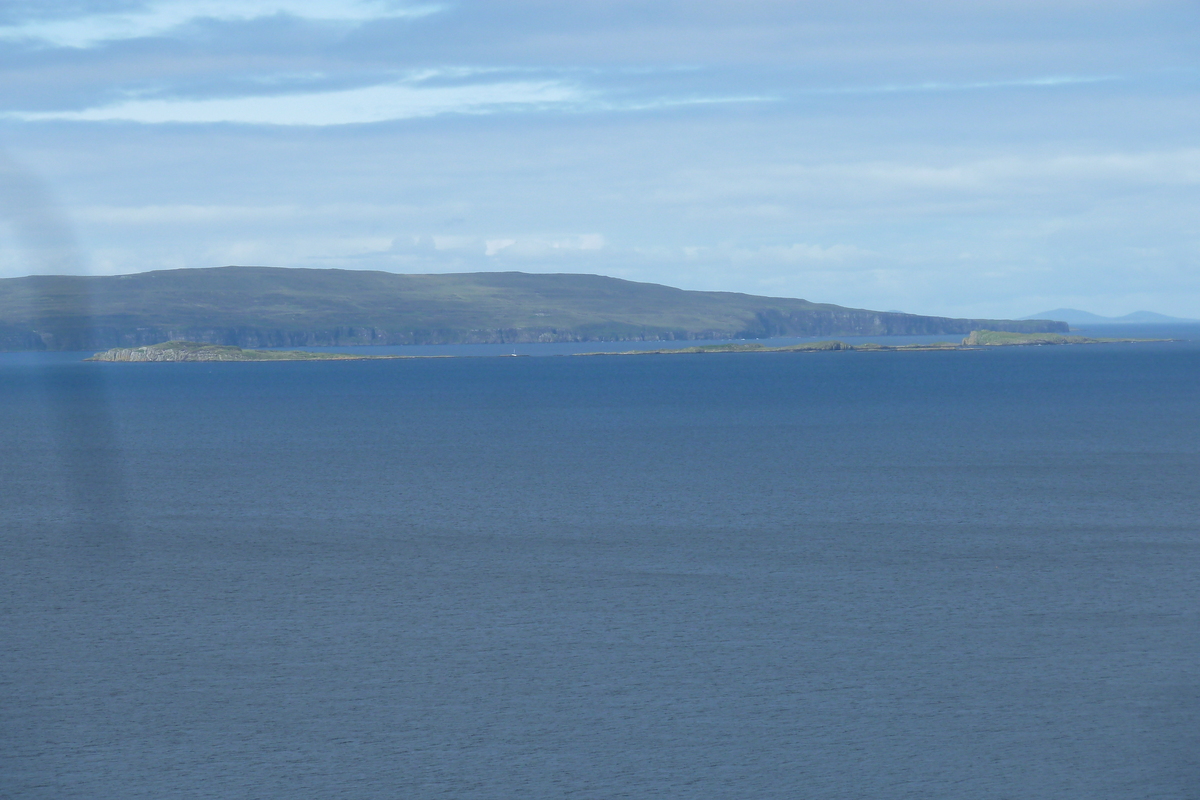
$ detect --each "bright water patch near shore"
[3,342,1200,799]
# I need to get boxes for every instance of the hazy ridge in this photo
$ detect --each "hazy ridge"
[1022,308,1199,325]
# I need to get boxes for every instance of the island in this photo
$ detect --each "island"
[86,341,407,362]
[87,330,1172,362]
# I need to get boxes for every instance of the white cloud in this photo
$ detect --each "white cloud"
[485,239,515,256]
[409,234,609,259]
[838,150,1200,191]
[11,79,583,125]
[74,203,306,224]
[743,243,868,263]
[808,75,1119,97]
[488,234,608,258]
[431,235,477,251]
[71,201,466,227]
[0,1,442,48]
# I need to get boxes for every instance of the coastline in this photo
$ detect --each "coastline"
[85,331,1174,362]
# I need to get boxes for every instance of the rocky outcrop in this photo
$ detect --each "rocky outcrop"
[963,330,1081,346]
[88,344,247,361]
[86,341,384,361]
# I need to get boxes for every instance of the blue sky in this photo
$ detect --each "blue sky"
[0,0,1197,317]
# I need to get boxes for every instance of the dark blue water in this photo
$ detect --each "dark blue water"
[3,343,1199,799]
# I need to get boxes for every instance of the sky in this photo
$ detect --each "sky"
[0,0,1197,318]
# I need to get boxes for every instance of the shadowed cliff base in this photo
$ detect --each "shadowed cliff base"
[1,267,1068,351]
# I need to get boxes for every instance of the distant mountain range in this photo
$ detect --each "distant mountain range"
[1023,308,1199,325]
[0,267,1068,351]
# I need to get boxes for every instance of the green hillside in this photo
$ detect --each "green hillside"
[0,267,1067,350]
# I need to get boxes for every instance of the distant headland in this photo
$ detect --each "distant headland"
[1,266,1066,351]
[1021,308,1199,325]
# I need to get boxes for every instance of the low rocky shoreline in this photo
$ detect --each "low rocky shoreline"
[88,331,1171,362]
[87,341,404,362]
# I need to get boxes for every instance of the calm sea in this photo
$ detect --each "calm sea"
[3,337,1199,799]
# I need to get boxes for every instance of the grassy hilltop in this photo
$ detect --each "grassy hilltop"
[0,267,1067,350]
